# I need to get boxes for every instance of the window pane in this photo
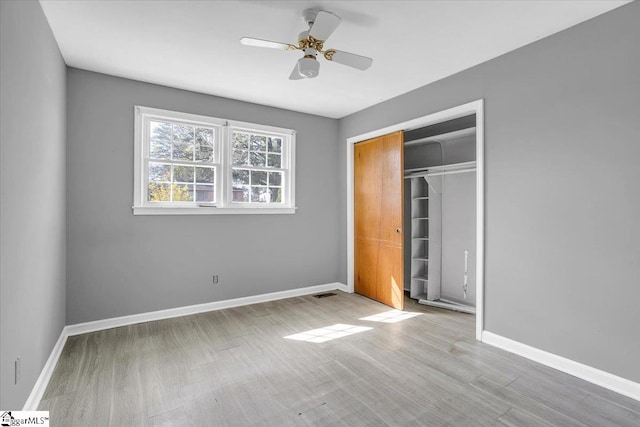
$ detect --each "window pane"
[233,132,249,150]
[251,170,267,185]
[268,171,282,186]
[173,165,194,183]
[173,124,194,161]
[195,128,214,162]
[148,183,171,202]
[195,167,214,184]
[232,168,249,185]
[250,152,266,167]
[150,121,172,159]
[233,149,248,166]
[269,187,282,203]
[172,183,193,202]
[250,134,267,151]
[267,153,281,168]
[251,186,270,203]
[196,185,214,202]
[268,137,282,153]
[174,123,194,143]
[149,162,171,182]
[232,185,249,202]
[173,143,194,161]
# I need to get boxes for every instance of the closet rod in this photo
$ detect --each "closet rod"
[404,160,476,174]
[404,161,477,178]
[423,168,476,177]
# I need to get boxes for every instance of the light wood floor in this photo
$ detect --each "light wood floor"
[40,292,640,426]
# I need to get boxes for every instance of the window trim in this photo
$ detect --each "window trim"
[133,106,296,215]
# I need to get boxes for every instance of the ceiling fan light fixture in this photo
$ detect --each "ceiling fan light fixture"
[297,56,319,78]
[241,9,373,80]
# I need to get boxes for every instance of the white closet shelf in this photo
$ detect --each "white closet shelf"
[412,196,429,200]
[412,217,429,220]
[404,127,476,147]
[412,237,429,240]
[413,276,429,282]
[412,257,429,261]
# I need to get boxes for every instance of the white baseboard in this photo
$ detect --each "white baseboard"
[22,328,68,410]
[66,282,347,336]
[334,282,349,293]
[24,282,347,410]
[482,331,640,402]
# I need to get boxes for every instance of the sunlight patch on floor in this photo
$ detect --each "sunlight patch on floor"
[284,323,373,343]
[359,309,422,323]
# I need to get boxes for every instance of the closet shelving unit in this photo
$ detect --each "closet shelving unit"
[406,175,432,300]
[405,161,476,313]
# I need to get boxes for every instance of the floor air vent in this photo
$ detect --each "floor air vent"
[313,292,337,298]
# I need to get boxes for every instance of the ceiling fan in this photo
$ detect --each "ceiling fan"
[240,9,373,80]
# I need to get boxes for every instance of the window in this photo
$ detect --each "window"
[134,106,295,215]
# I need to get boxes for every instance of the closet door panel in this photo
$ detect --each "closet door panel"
[373,242,404,309]
[354,136,381,241]
[354,238,380,301]
[380,136,404,246]
[354,131,404,309]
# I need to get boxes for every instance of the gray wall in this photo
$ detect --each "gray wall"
[338,2,640,383]
[0,0,67,408]
[66,69,340,324]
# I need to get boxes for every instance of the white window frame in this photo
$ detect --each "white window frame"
[225,121,295,211]
[133,106,296,215]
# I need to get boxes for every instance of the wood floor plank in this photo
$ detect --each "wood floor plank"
[469,375,587,427]
[145,407,186,427]
[317,387,390,427]
[497,406,555,427]
[506,374,624,426]
[39,292,640,426]
[578,393,640,426]
[522,357,640,416]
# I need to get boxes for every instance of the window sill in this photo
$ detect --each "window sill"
[132,206,296,215]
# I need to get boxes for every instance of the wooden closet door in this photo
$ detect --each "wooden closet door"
[354,131,404,309]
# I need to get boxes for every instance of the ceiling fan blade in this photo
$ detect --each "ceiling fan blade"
[325,50,373,70]
[289,64,304,80]
[308,11,341,42]
[240,37,295,50]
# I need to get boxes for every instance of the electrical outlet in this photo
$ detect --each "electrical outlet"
[212,275,219,284]
[15,357,20,384]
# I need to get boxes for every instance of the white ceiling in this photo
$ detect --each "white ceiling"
[39,0,628,119]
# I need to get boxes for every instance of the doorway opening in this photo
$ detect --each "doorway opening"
[404,115,477,315]
[346,100,484,340]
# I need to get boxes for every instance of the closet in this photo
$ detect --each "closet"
[403,115,477,314]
